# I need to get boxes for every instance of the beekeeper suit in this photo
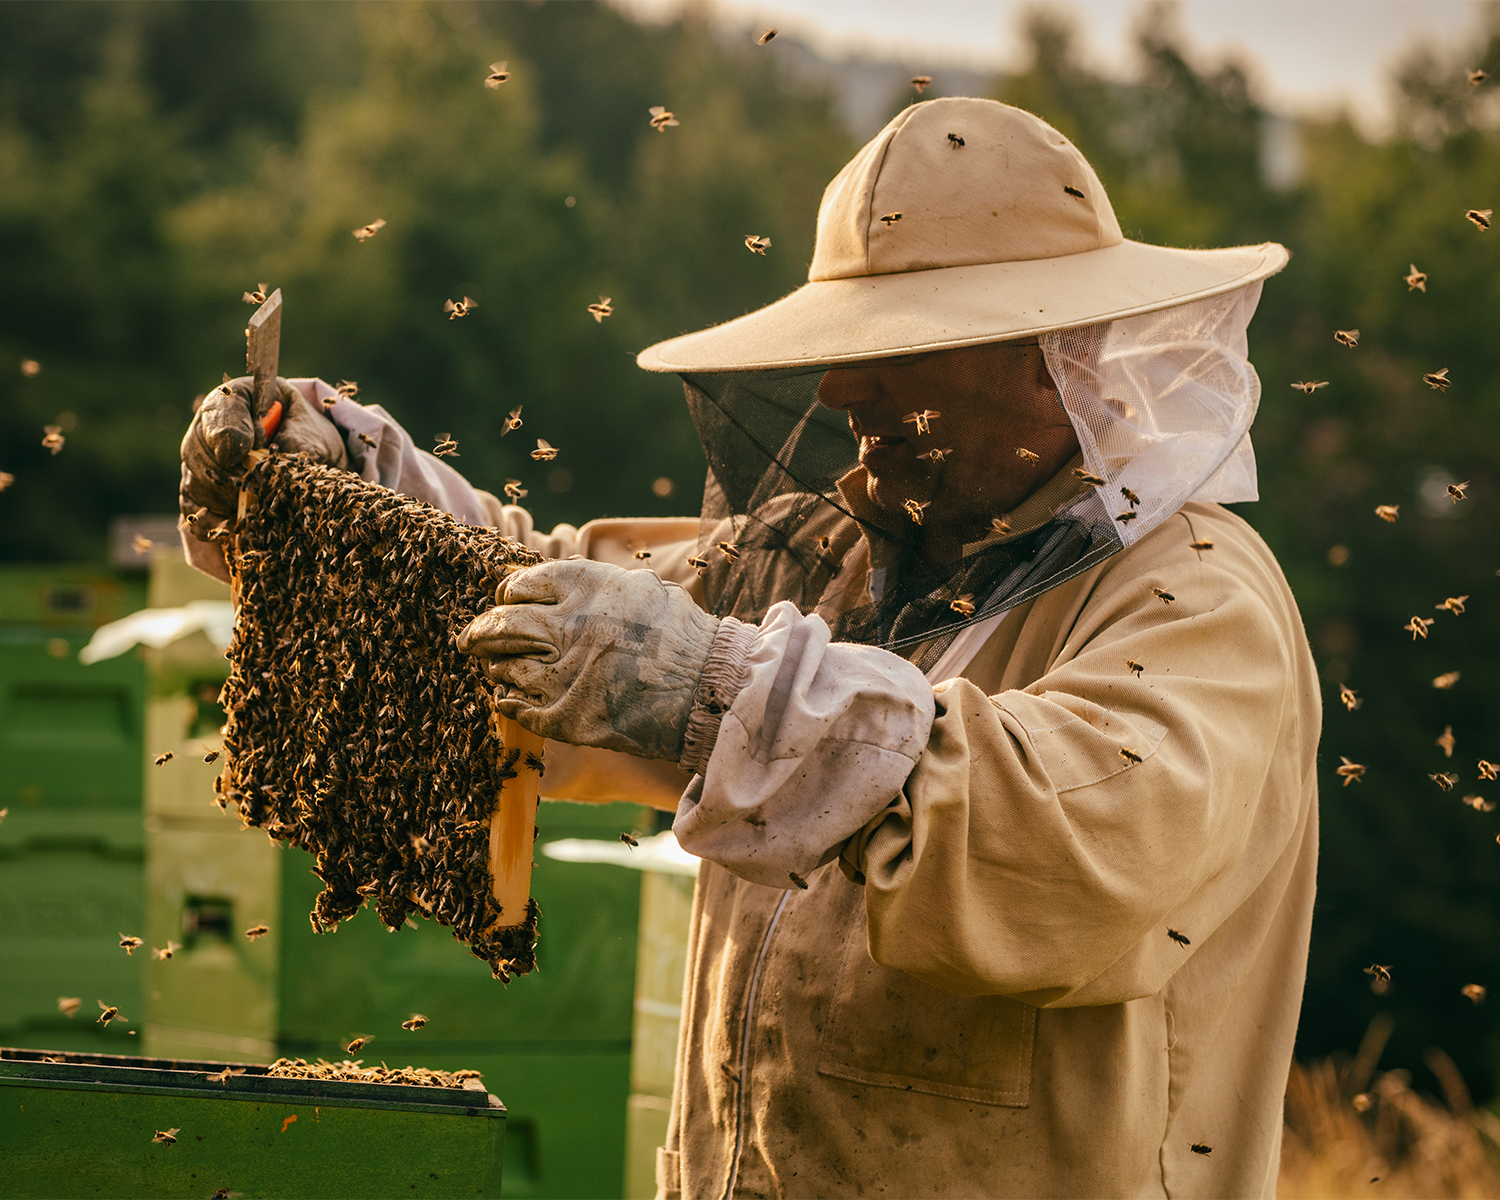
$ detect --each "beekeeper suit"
[179,98,1318,1199]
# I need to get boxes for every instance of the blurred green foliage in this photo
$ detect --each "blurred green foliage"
[3,0,1500,1105]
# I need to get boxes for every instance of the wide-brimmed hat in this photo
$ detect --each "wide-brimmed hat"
[637,97,1288,373]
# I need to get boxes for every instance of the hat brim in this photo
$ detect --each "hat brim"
[637,240,1289,373]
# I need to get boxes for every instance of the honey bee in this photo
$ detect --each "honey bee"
[1428,671,1461,692]
[501,405,523,435]
[919,447,952,463]
[131,535,153,556]
[1015,447,1039,463]
[648,106,679,131]
[947,132,964,148]
[335,380,359,400]
[910,75,932,93]
[1469,68,1489,86]
[1152,587,1175,604]
[154,752,174,766]
[1073,468,1106,486]
[42,425,65,454]
[1462,983,1487,1003]
[409,833,431,856]
[950,593,976,616]
[717,541,740,562]
[1116,511,1137,523]
[1374,504,1400,523]
[205,1066,244,1084]
[1334,329,1360,348]
[484,61,511,87]
[1465,208,1492,230]
[1437,595,1468,615]
[1063,185,1085,199]
[119,934,143,956]
[444,297,476,320]
[1479,760,1498,781]
[1462,795,1495,812]
[58,996,81,1018]
[903,409,942,435]
[97,1000,123,1026]
[504,479,528,501]
[357,432,377,449]
[633,550,651,560]
[903,498,929,524]
[1447,481,1469,503]
[789,871,809,889]
[152,941,181,961]
[1119,747,1143,764]
[817,536,831,550]
[0,472,13,492]
[1190,1143,1212,1156]
[1404,263,1427,292]
[204,750,220,764]
[1430,772,1459,791]
[345,1035,373,1053]
[1364,963,1392,984]
[152,1128,180,1145]
[1437,726,1456,757]
[587,297,613,322]
[432,433,460,458]
[619,832,638,848]
[744,235,772,255]
[1423,367,1451,391]
[990,516,1012,535]
[1289,380,1329,394]
[1126,659,1144,678]
[242,283,270,305]
[1406,615,1434,639]
[244,924,269,940]
[402,1013,428,1031]
[686,555,709,573]
[879,212,903,226]
[1336,756,1366,786]
[352,218,386,242]
[1188,540,1214,552]
[527,438,558,462]
[1120,485,1140,508]
[1339,683,1360,711]
[756,28,777,44]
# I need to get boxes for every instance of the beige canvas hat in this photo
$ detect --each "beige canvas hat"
[637,97,1289,373]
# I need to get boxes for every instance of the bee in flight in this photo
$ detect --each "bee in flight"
[432,433,459,458]
[42,425,65,455]
[919,447,953,464]
[1469,68,1489,87]
[97,1000,123,1026]
[950,593,976,616]
[1374,504,1399,523]
[1116,511,1137,524]
[1119,747,1143,764]
[402,1014,429,1031]
[1430,772,1459,792]
[1152,587,1175,604]
[1188,539,1214,552]
[504,479,528,501]
[244,924,269,941]
[879,212,903,226]
[1406,615,1434,640]
[204,750,220,764]
[990,516,1012,535]
[648,106,679,132]
[242,283,270,304]
[1462,795,1495,812]
[1432,671,1460,690]
[352,219,386,242]
[1423,368,1451,391]
[152,941,182,961]
[1290,380,1329,394]
[633,550,651,561]
[119,934,143,956]
[587,296,613,322]
[344,1035,373,1053]
[1437,726,1456,757]
[1479,760,1498,781]
[1462,983,1487,1003]
[910,75,932,93]
[1336,757,1365,786]
[903,409,941,435]
[1404,264,1427,291]
[756,27,777,44]
[947,132,965,148]
[619,832,639,848]
[1015,447,1039,463]
[1364,963,1391,984]
[717,541,740,562]
[1072,468,1105,486]
[206,1066,244,1084]
[444,297,476,320]
[744,235,772,255]
[484,61,511,87]
[58,997,81,1018]
[1120,485,1140,508]
[1466,208,1492,230]
[903,498,929,524]
[531,439,558,462]
[154,752,173,766]
[501,405,523,435]
[1339,684,1359,711]
[1448,481,1470,503]
[789,871,810,889]
[1190,1143,1212,1156]
[1126,659,1144,678]
[152,1128,180,1145]
[1334,329,1360,348]
[1437,595,1468,615]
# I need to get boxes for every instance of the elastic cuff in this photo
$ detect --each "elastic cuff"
[678,616,758,776]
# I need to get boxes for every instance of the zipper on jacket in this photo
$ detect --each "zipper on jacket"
[722,890,792,1200]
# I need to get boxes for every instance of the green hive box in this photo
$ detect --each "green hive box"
[0,1048,504,1199]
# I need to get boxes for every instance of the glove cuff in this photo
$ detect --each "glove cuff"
[679,616,758,776]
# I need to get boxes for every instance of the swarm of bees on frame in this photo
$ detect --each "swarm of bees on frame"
[267,1057,483,1087]
[216,454,544,980]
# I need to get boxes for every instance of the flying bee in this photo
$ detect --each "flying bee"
[1152,587,1175,604]
[119,934,143,955]
[744,235,772,255]
[345,1036,373,1053]
[1126,659,1144,678]
[484,61,511,87]
[1479,760,1498,781]
[1438,595,1468,615]
[648,106,679,131]
[1466,208,1492,230]
[1423,367,1451,391]
[242,283,270,305]
[1289,380,1329,394]
[531,439,558,462]
[717,541,740,562]
[1406,615,1434,639]
[919,447,952,463]
[1437,726,1456,757]
[756,27,777,44]
[902,409,942,435]
[990,516,1012,535]
[789,871,809,889]
[244,924,269,940]
[1462,795,1495,813]
[1015,447,1039,463]
[1432,671,1461,689]
[1447,480,1469,503]
[903,498,929,524]
[444,297,476,320]
[910,75,932,93]
[1116,511,1137,523]
[501,405,523,435]
[1120,485,1140,508]
[1364,963,1391,984]
[1073,468,1106,486]
[1336,756,1365,786]
[1404,263,1427,291]
[351,218,386,242]
[879,212,903,226]
[58,996,81,1018]
[154,752,173,766]
[335,380,359,400]
[1469,68,1489,86]
[204,750,219,764]
[1430,772,1459,792]
[402,1014,428,1031]
[817,535,831,550]
[1462,983,1487,1004]
[619,832,638,848]
[0,472,13,492]
[97,1000,122,1025]
[950,593,976,616]
[504,479,528,501]
[633,550,651,560]
[1188,539,1214,552]
[152,1129,180,1145]
[1334,329,1360,348]
[1064,185,1085,198]
[1374,504,1399,523]
[131,535,152,555]
[433,433,460,458]
[686,555,709,573]
[152,941,181,961]
[357,432,377,449]
[1119,747,1143,764]
[42,425,65,454]
[1190,1144,1212,1156]
[587,296,613,322]
[206,1067,244,1084]
[947,132,964,148]
[524,751,545,776]
[1339,684,1360,711]
[410,833,431,856]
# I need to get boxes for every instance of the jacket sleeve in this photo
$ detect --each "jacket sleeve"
[844,552,1309,1007]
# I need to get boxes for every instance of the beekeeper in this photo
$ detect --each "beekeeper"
[180,98,1318,1199]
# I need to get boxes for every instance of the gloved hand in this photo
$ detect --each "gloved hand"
[457,559,721,761]
[179,376,349,539]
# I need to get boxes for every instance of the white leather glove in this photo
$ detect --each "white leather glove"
[457,559,720,761]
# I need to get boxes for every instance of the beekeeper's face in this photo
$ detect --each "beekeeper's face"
[817,340,1080,549]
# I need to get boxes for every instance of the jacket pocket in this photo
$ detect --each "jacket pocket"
[816,905,1036,1106]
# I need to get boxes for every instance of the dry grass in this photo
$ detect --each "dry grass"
[1280,1017,1500,1198]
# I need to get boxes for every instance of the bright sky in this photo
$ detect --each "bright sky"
[619,0,1490,134]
